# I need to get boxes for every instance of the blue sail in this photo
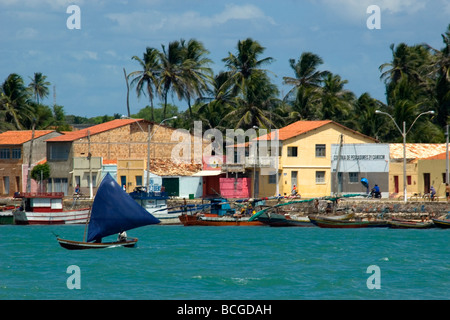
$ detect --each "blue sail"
[87,173,160,242]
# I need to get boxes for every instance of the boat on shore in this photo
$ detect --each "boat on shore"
[308,215,389,228]
[388,218,435,229]
[179,198,264,226]
[432,214,450,229]
[57,173,160,250]
[12,192,90,225]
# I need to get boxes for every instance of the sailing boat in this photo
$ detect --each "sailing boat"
[57,173,160,250]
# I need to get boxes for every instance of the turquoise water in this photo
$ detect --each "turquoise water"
[0,225,449,300]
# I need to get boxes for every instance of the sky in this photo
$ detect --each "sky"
[0,0,449,118]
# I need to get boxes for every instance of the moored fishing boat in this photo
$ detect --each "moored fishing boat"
[12,192,90,225]
[179,198,263,226]
[308,215,389,228]
[129,186,179,224]
[57,173,160,250]
[249,208,314,227]
[388,218,435,229]
[0,205,17,225]
[432,214,450,228]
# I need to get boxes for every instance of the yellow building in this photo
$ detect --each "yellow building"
[388,144,447,199]
[255,120,377,198]
[117,159,145,193]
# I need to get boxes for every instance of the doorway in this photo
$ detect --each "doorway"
[423,173,430,194]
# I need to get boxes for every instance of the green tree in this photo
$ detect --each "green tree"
[0,73,33,129]
[31,162,50,182]
[320,73,355,124]
[158,40,186,119]
[28,72,50,105]
[222,38,274,95]
[179,39,213,119]
[129,47,161,121]
[425,24,450,129]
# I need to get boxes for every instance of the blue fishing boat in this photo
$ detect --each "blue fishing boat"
[57,173,160,250]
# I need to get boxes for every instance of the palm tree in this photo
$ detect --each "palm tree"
[179,39,213,118]
[353,92,391,140]
[28,72,50,104]
[196,72,237,130]
[224,70,281,129]
[222,38,274,95]
[425,24,450,128]
[283,52,329,95]
[158,40,186,119]
[129,47,161,121]
[0,73,33,129]
[320,73,355,124]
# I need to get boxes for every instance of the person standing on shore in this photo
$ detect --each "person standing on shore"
[446,183,450,202]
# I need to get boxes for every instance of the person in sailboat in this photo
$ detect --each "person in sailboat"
[118,231,127,242]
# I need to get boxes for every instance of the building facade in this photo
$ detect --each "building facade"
[45,118,206,196]
[0,130,60,196]
[251,120,378,198]
[330,143,390,197]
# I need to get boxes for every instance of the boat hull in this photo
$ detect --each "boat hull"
[308,216,389,228]
[13,208,90,225]
[432,218,450,229]
[388,218,435,229]
[255,212,314,227]
[57,237,138,250]
[0,212,14,225]
[179,214,263,226]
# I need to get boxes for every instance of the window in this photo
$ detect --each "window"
[316,171,325,184]
[136,175,143,186]
[12,148,21,159]
[349,172,359,183]
[268,174,276,184]
[407,175,412,185]
[287,146,298,157]
[0,148,10,159]
[49,143,70,160]
[315,144,326,157]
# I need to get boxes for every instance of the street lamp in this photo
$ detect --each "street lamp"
[375,110,435,202]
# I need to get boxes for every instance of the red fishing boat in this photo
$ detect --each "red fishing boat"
[12,192,90,225]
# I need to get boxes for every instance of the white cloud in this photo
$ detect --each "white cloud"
[71,50,98,61]
[106,4,276,33]
[15,27,38,39]
[0,0,85,10]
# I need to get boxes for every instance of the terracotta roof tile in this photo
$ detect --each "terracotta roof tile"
[0,130,55,145]
[423,151,450,160]
[390,143,447,159]
[46,119,145,142]
[257,120,377,142]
